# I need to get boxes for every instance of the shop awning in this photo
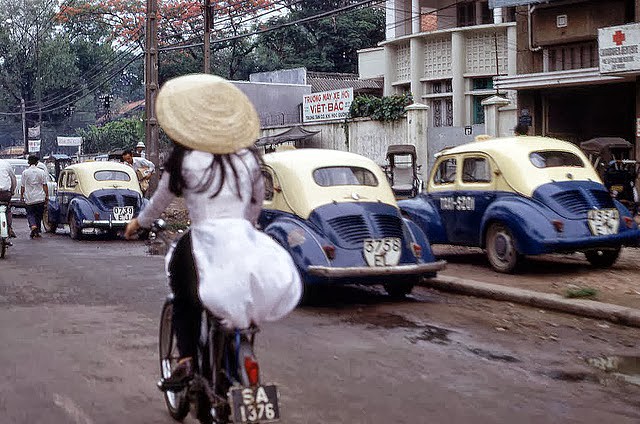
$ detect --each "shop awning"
[256,126,320,147]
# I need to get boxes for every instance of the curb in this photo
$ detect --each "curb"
[420,275,640,328]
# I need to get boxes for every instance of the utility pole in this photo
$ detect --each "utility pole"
[203,0,212,73]
[21,98,27,154]
[145,0,160,195]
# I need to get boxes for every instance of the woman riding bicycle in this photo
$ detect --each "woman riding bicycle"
[125,74,301,386]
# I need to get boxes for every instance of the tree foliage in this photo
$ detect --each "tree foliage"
[77,117,144,153]
[253,1,384,73]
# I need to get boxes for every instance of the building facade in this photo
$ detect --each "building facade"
[374,0,519,129]
[494,0,640,152]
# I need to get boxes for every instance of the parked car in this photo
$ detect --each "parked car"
[7,158,57,214]
[258,148,446,298]
[398,136,640,273]
[44,161,148,239]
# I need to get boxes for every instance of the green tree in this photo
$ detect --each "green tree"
[253,1,384,73]
[77,117,144,153]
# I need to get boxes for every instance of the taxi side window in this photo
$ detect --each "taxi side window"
[58,172,66,188]
[262,170,274,201]
[67,172,78,188]
[433,158,457,184]
[462,157,491,183]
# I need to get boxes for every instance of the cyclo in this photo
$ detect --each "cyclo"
[580,137,639,216]
[153,220,280,424]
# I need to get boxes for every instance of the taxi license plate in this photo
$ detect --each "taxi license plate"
[363,237,401,267]
[229,384,280,423]
[112,206,134,221]
[587,208,619,236]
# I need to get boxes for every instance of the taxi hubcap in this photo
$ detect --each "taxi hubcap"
[495,234,509,258]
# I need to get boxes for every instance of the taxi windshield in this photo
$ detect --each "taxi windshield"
[94,170,132,182]
[313,166,378,187]
[529,151,584,168]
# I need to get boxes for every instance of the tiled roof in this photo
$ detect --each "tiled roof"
[306,72,383,93]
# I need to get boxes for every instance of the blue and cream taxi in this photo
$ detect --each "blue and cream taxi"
[399,136,640,273]
[44,161,148,239]
[259,148,446,298]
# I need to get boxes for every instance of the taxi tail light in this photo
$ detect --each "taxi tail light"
[243,356,260,386]
[94,212,100,220]
[411,242,422,258]
[623,216,634,229]
[322,245,336,260]
[551,219,564,232]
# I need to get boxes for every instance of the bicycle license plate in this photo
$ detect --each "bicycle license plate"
[587,208,619,236]
[229,384,280,423]
[112,206,134,221]
[363,237,401,267]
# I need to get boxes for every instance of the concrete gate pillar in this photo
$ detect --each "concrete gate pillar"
[482,95,511,137]
[405,103,430,174]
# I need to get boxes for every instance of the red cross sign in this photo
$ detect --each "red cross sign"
[612,30,626,46]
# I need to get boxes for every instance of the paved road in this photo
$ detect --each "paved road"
[1,220,640,424]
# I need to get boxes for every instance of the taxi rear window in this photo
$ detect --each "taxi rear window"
[529,151,584,168]
[313,166,378,187]
[94,170,132,181]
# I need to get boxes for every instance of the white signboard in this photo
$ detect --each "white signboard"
[303,88,353,123]
[28,139,41,153]
[57,136,83,147]
[598,23,640,74]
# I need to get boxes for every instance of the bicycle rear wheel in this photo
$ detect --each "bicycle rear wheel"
[1,239,6,259]
[159,299,190,421]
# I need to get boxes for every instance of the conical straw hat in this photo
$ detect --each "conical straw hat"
[155,74,260,154]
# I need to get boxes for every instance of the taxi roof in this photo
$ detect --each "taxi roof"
[263,149,397,218]
[435,136,602,196]
[63,161,142,195]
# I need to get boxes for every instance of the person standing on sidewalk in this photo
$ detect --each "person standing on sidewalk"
[0,158,17,239]
[20,156,49,238]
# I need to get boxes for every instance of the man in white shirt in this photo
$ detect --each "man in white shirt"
[0,159,17,238]
[122,149,155,194]
[20,156,49,238]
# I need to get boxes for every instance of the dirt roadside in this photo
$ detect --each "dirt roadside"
[434,244,640,310]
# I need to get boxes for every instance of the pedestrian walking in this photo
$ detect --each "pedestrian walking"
[0,158,17,239]
[20,155,49,238]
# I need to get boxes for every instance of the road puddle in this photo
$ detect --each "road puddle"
[342,312,452,345]
[587,355,640,386]
[407,325,451,345]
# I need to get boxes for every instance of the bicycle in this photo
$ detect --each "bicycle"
[152,220,281,424]
[0,200,11,258]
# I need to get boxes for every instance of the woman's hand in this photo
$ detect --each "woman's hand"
[124,218,141,240]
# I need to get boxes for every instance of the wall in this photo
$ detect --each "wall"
[426,124,485,171]
[357,47,386,79]
[249,68,307,85]
[260,118,407,166]
[532,0,626,46]
[233,81,310,127]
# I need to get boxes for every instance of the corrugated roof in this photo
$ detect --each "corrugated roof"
[306,71,383,93]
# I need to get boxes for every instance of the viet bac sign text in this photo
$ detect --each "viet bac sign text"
[303,88,353,123]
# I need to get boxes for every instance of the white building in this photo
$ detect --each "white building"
[360,0,519,131]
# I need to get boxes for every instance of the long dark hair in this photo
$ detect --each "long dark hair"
[164,143,262,200]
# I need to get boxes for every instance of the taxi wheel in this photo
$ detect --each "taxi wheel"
[69,213,83,240]
[42,209,57,233]
[584,248,621,268]
[485,223,519,273]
